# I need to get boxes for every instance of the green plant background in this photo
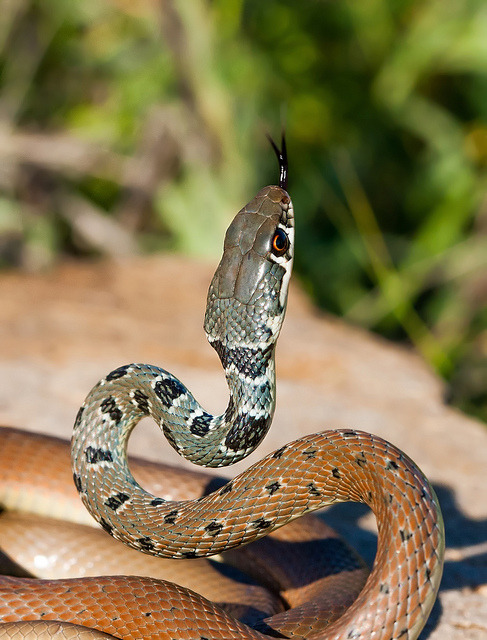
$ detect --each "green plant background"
[0,0,486,420]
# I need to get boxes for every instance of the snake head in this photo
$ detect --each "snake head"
[204,184,294,351]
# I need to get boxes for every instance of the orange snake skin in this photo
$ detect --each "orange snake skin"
[0,426,444,639]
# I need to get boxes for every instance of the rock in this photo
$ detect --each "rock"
[0,255,485,638]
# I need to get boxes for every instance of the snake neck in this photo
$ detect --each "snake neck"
[210,339,276,464]
[73,345,277,471]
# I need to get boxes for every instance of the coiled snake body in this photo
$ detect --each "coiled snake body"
[0,158,444,638]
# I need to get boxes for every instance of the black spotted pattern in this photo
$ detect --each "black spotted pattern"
[100,396,122,424]
[386,459,399,471]
[265,481,281,496]
[164,509,179,524]
[106,365,130,381]
[272,446,286,459]
[138,536,155,551]
[150,497,165,507]
[212,340,273,380]
[105,492,130,511]
[252,517,272,530]
[154,377,186,406]
[307,482,321,497]
[204,521,223,536]
[224,414,270,452]
[133,389,150,414]
[85,447,113,464]
[190,412,212,437]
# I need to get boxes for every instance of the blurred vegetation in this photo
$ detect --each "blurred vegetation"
[0,0,485,421]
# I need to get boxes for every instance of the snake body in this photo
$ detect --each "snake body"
[0,166,444,638]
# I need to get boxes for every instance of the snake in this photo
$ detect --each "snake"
[0,138,444,639]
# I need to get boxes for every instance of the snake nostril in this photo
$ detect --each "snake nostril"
[281,195,290,205]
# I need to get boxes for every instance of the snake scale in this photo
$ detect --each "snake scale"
[0,139,444,639]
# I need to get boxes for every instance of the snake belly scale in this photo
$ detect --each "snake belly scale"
[0,157,444,639]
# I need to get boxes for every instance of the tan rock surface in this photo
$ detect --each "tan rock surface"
[0,255,485,638]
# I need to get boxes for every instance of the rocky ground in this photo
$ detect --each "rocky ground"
[0,255,485,638]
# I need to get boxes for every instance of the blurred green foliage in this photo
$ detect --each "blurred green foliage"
[0,0,485,420]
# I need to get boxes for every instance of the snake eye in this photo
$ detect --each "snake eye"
[271,228,289,257]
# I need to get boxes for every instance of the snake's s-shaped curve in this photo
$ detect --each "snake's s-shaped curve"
[0,159,444,638]
[72,183,294,470]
